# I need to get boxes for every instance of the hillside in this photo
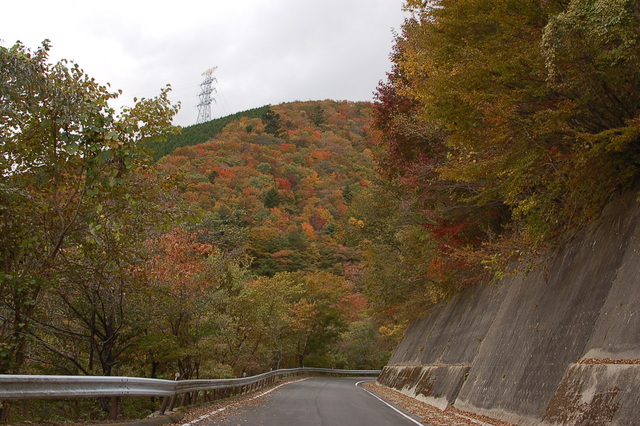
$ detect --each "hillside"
[146,105,271,161]
[156,100,376,278]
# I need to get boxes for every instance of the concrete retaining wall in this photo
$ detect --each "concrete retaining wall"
[379,191,640,425]
[377,365,471,410]
[544,363,640,425]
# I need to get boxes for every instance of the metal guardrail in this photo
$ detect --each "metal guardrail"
[0,367,381,421]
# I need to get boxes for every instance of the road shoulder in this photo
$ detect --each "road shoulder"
[361,381,513,426]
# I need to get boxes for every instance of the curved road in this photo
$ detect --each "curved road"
[184,377,422,426]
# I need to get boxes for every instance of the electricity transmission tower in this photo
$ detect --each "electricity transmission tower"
[196,66,218,124]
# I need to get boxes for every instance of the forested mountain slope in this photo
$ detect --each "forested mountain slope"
[156,101,376,278]
[146,105,271,161]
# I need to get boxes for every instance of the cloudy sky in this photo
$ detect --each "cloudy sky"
[2,0,407,127]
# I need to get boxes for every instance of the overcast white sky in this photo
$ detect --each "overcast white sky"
[1,0,407,127]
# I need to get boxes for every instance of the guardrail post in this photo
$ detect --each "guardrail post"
[168,394,177,411]
[160,396,170,415]
[109,396,119,420]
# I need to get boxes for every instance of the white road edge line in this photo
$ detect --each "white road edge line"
[355,380,423,426]
[181,378,309,426]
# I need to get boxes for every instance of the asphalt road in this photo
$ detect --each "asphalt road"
[184,377,422,426]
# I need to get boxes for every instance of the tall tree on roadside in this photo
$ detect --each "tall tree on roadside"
[0,40,179,376]
[29,168,182,377]
[373,0,640,284]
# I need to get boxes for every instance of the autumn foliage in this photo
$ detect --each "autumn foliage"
[363,0,640,320]
[156,101,375,278]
